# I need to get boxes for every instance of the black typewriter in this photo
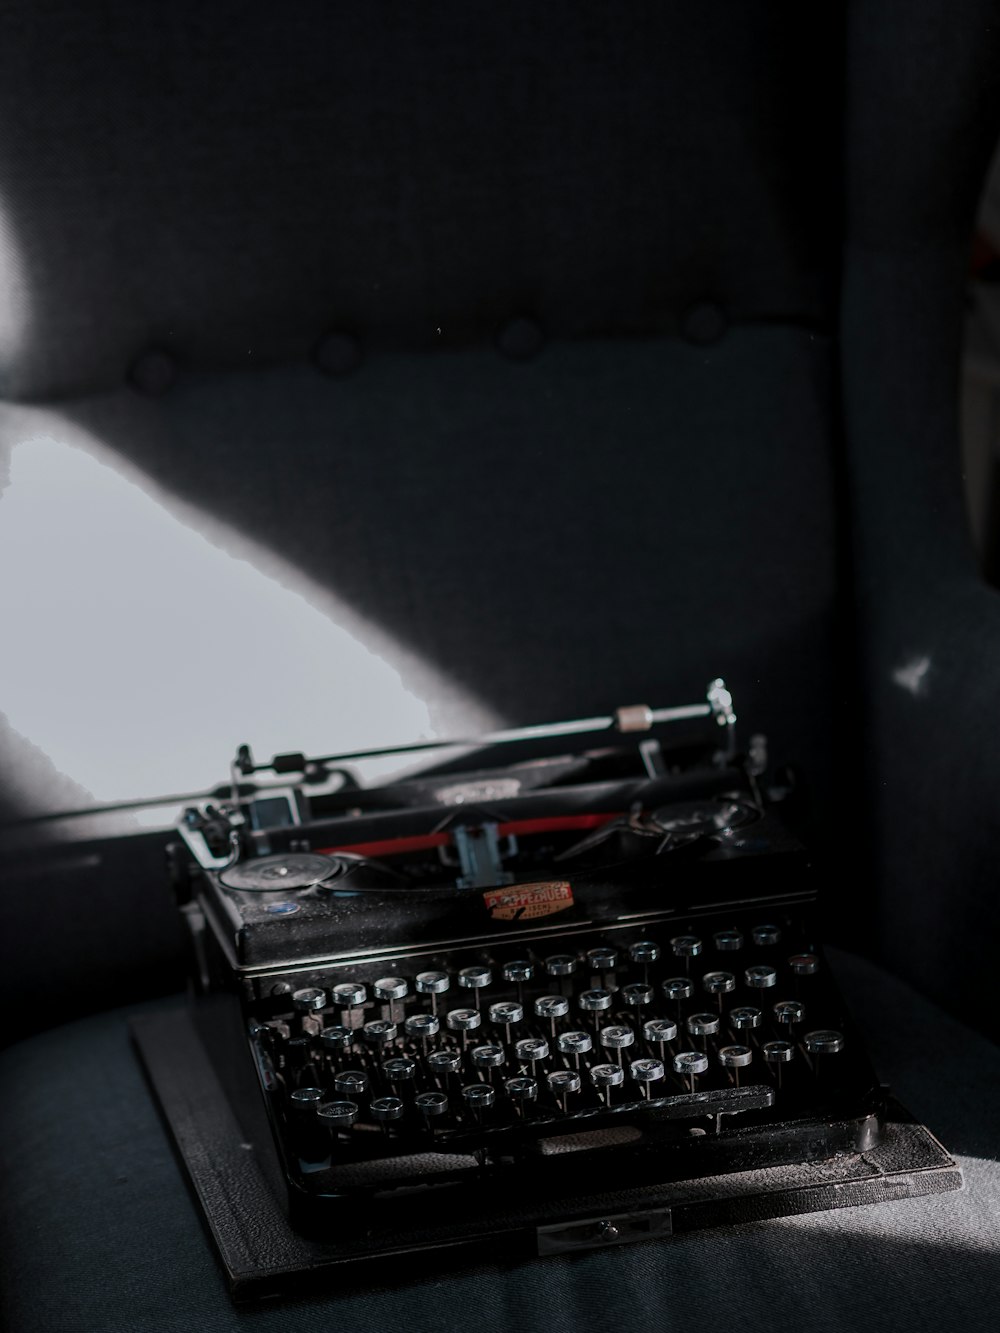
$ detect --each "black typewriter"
[140,680,959,1298]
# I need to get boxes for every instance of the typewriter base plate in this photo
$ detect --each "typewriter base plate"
[132,1006,963,1304]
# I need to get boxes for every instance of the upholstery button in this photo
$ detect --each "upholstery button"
[129,348,177,396]
[496,316,544,361]
[681,302,728,345]
[314,330,363,377]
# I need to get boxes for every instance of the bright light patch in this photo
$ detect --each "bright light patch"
[0,434,489,804]
[892,655,931,698]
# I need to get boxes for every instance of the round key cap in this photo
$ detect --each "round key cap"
[629,1057,665,1096]
[515,1036,549,1065]
[547,1068,581,1112]
[535,995,569,1020]
[374,976,409,1002]
[416,970,450,995]
[427,1049,462,1078]
[291,987,327,1013]
[773,1000,804,1027]
[558,1030,593,1067]
[599,1025,635,1064]
[317,1099,358,1130]
[629,940,660,965]
[319,1025,352,1055]
[663,977,693,1003]
[789,953,819,976]
[471,1043,506,1070]
[461,1082,495,1114]
[586,947,618,974]
[621,983,654,1008]
[713,930,743,952]
[752,923,782,946]
[290,1086,324,1112]
[643,1018,678,1046]
[446,1007,481,1032]
[804,1029,844,1055]
[687,1012,720,1038]
[673,1049,709,1090]
[362,1019,397,1047]
[459,965,492,991]
[382,1055,417,1085]
[590,1062,625,1104]
[415,1090,449,1119]
[489,1001,523,1026]
[578,988,613,1013]
[744,965,777,990]
[503,960,533,983]
[370,1096,405,1124]
[763,1039,795,1064]
[333,1069,369,1096]
[729,1005,762,1031]
[702,971,736,996]
[505,1075,538,1111]
[670,934,702,959]
[331,982,366,1007]
[545,953,578,978]
[404,1013,440,1041]
[718,1044,753,1085]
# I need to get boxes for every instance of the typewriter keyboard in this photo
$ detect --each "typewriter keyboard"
[246,915,878,1196]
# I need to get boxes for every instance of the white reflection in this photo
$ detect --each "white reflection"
[0,434,493,804]
[0,199,29,377]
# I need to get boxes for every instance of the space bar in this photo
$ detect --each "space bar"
[644,1084,774,1119]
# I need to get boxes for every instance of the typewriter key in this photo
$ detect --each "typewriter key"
[461,1082,495,1125]
[702,971,736,1012]
[331,982,367,1027]
[599,1025,635,1065]
[415,1090,449,1127]
[505,1075,538,1115]
[789,953,819,977]
[762,1039,795,1088]
[578,988,613,1030]
[686,1013,720,1048]
[643,1018,678,1051]
[804,1029,844,1079]
[621,983,654,1026]
[458,966,492,1009]
[446,1007,482,1050]
[713,930,744,953]
[291,987,327,1014]
[503,960,533,1006]
[471,1043,506,1080]
[547,1068,581,1113]
[670,935,702,972]
[535,994,569,1041]
[319,1025,353,1057]
[317,1099,359,1133]
[718,1044,753,1086]
[290,1086,324,1111]
[629,941,660,985]
[773,1000,804,1031]
[404,1012,440,1056]
[629,1057,665,1097]
[362,1019,397,1048]
[752,924,782,947]
[427,1049,462,1085]
[744,965,777,990]
[586,947,618,988]
[333,1069,369,1097]
[590,1062,625,1105]
[374,977,409,1020]
[663,977,693,1020]
[557,1030,593,1068]
[488,1001,523,1047]
[673,1049,709,1092]
[382,1056,417,1089]
[729,1006,762,1032]
[515,1037,549,1075]
[370,1096,405,1133]
[545,954,578,996]
[416,970,450,1015]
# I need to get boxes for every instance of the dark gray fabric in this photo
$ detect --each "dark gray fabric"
[0,1,841,400]
[1,949,997,1333]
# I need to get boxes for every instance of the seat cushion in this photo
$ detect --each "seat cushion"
[1,949,998,1333]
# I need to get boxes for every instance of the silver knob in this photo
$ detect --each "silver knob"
[415,1090,449,1121]
[586,947,618,978]
[547,1068,581,1112]
[804,1029,844,1055]
[557,1030,593,1067]
[515,1036,549,1066]
[370,1096,405,1127]
[621,983,653,1010]
[773,1000,804,1028]
[629,1057,665,1096]
[488,1000,524,1046]
[415,970,450,1015]
[642,1018,678,1046]
[317,1100,358,1131]
[427,1049,462,1080]
[729,1006,762,1031]
[751,923,781,946]
[404,1013,440,1042]
[461,1082,496,1118]
[362,1019,397,1047]
[670,935,702,969]
[319,1025,352,1055]
[289,1087,324,1112]
[686,1012,720,1039]
[662,977,693,1016]
[599,1025,635,1064]
[713,930,743,952]
[545,953,578,980]
[471,1043,506,1071]
[333,1069,369,1096]
[374,976,409,1002]
[702,972,736,1010]
[535,994,569,1040]
[590,1063,625,1105]
[503,959,533,983]
[446,1007,482,1049]
[718,1044,753,1086]
[789,953,819,977]
[744,965,777,990]
[578,987,613,1014]
[762,1038,795,1089]
[505,1075,538,1113]
[291,987,327,1013]
[629,940,660,964]
[672,1049,709,1091]
[459,965,492,992]
[382,1056,417,1085]
[331,982,366,1008]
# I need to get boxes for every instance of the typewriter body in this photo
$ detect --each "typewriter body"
[160,681,956,1285]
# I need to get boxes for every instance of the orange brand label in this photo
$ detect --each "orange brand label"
[483,881,574,922]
